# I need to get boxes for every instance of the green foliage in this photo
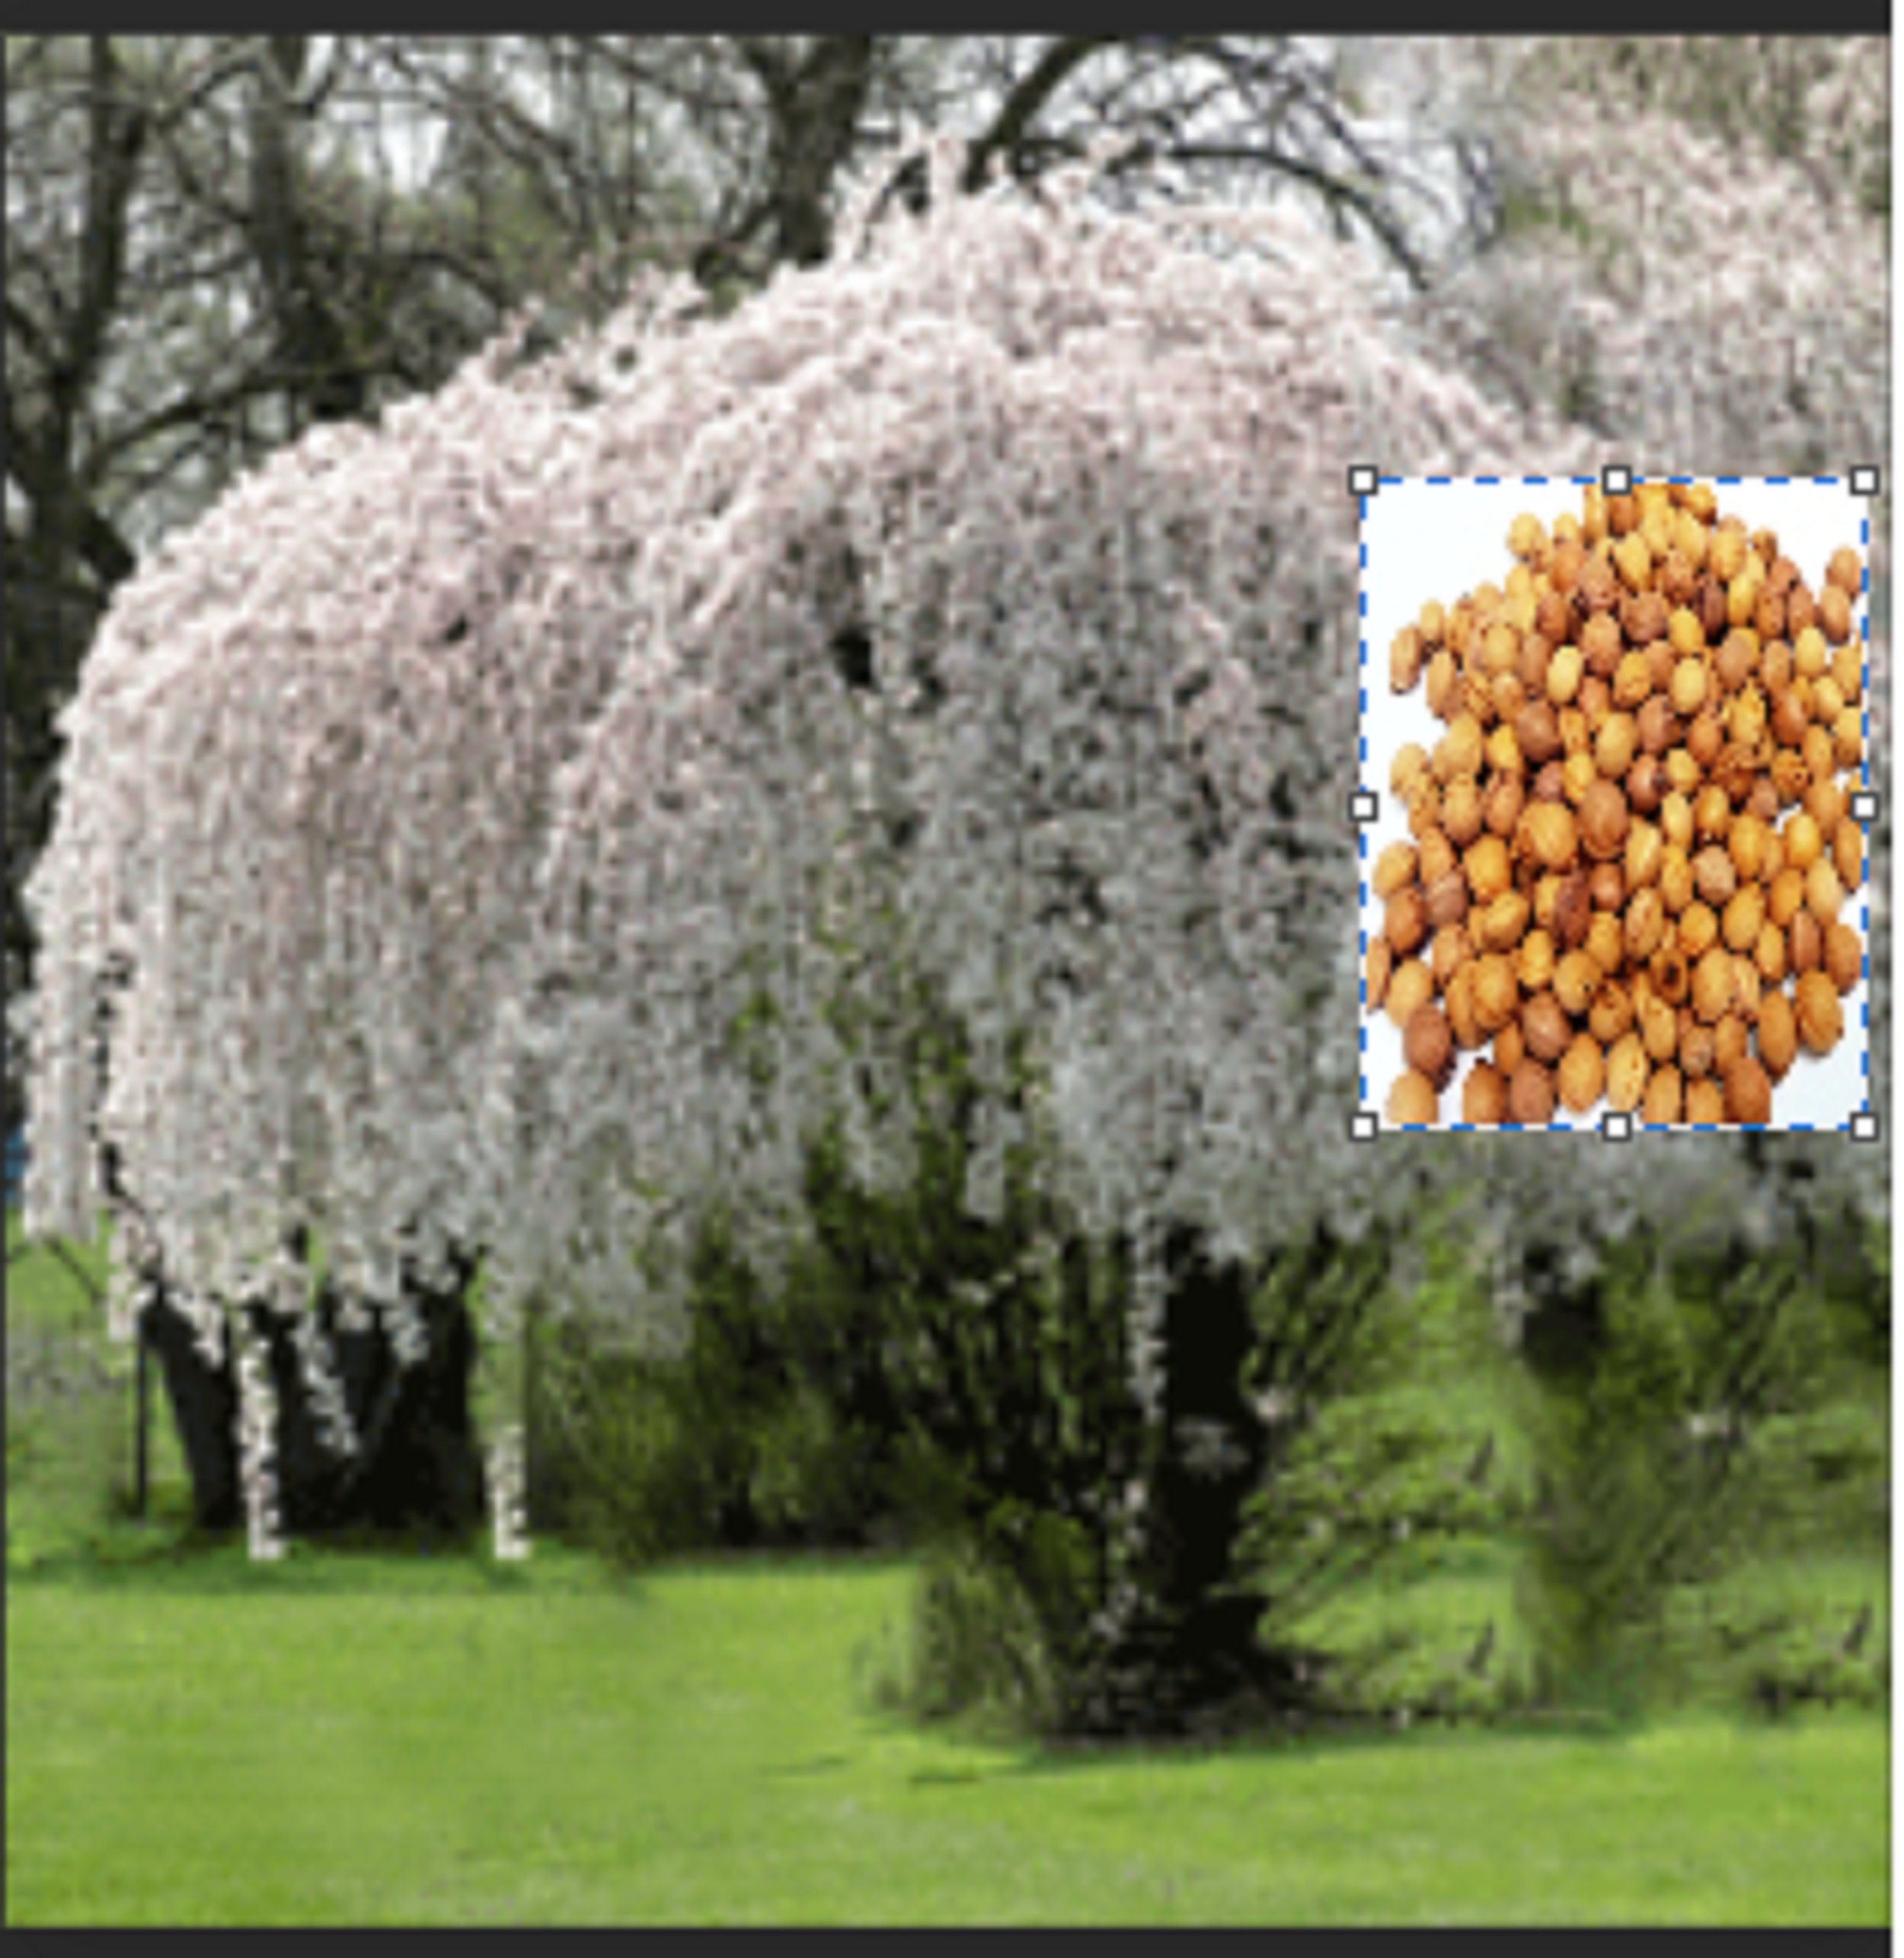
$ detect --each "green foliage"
[877,1533,1066,1736]
[1237,1205,1525,1721]
[1506,1222,1870,1720]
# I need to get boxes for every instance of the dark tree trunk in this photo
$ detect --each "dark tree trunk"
[1141,1222,1273,1704]
[140,1248,487,1540]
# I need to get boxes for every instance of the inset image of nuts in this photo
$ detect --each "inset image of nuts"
[1367,485,1864,1126]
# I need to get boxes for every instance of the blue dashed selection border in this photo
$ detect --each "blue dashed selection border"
[1350,466,1880,1140]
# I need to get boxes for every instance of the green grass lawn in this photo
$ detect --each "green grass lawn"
[5,1539,1886,1926]
[5,1209,1889,1924]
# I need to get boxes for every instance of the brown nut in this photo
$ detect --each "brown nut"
[1678,901,1720,963]
[1637,993,1679,1068]
[1612,649,1654,712]
[1624,821,1664,892]
[1627,753,1667,816]
[1581,612,1624,676]
[1385,957,1435,1030]
[1794,969,1843,1054]
[1642,1063,1682,1126]
[1516,928,1557,996]
[1554,949,1601,1018]
[1605,1032,1648,1113]
[1372,842,1420,900]
[1557,1034,1605,1115]
[1767,866,1807,931]
[1589,978,1634,1047]
[1753,921,1788,986]
[1727,813,1770,886]
[1551,870,1594,951]
[1482,771,1525,841]
[1623,888,1667,964]
[1561,749,1599,804]
[1578,778,1630,861]
[1391,742,1432,803]
[1805,857,1843,927]
[1465,834,1513,907]
[1506,1059,1556,1126]
[1387,1070,1439,1126]
[1724,1055,1773,1126]
[1731,956,1762,1027]
[1595,712,1637,781]
[1385,886,1429,957]
[1495,1021,1527,1078]
[1430,923,1471,990]
[1650,945,1691,1008]
[1668,656,1708,717]
[1685,1078,1727,1126]
[1713,1011,1750,1079]
[1546,643,1584,705]
[1783,810,1823,872]
[1691,947,1735,1024]
[1679,1017,1717,1081]
[1407,781,1443,841]
[1515,699,1564,766]
[1824,922,1863,995]
[1424,867,1471,933]
[1365,936,1393,1013]
[1404,1003,1455,1088]
[1721,883,1765,954]
[1584,911,1624,979]
[1462,1062,1509,1126]
[1523,991,1573,1065]
[1755,989,1798,1081]
[1446,963,1482,1049]
[1788,909,1823,978]
[1438,777,1484,848]
[1589,862,1626,914]
[1476,890,1532,956]
[1520,800,1579,874]
[1804,777,1848,841]
[1420,829,1460,890]
[1472,953,1520,1036]
[1692,846,1737,909]
[1426,649,1462,720]
[1693,781,1731,841]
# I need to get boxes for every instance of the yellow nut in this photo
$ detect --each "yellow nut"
[1605,1032,1649,1113]
[1794,969,1844,1053]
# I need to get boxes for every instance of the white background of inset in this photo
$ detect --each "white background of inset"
[1359,476,1873,1132]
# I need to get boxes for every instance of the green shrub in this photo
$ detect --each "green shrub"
[1236,1203,1519,1726]
[1507,1220,1875,1720]
[890,1533,1065,1735]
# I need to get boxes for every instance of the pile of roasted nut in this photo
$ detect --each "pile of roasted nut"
[1369,480,1865,1128]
